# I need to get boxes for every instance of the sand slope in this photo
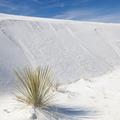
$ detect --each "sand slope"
[0,13,120,92]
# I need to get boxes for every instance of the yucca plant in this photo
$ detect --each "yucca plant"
[14,66,55,109]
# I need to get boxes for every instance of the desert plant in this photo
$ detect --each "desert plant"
[14,66,55,109]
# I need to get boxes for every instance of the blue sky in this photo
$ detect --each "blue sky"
[0,0,120,23]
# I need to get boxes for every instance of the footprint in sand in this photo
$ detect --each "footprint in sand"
[3,109,10,113]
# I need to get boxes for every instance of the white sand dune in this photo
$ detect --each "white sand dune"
[0,13,120,120]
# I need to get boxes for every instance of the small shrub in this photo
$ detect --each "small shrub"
[14,66,55,108]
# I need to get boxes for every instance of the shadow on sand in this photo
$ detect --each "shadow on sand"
[41,105,98,120]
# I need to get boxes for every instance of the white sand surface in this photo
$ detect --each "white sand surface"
[1,69,120,120]
[0,13,120,119]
